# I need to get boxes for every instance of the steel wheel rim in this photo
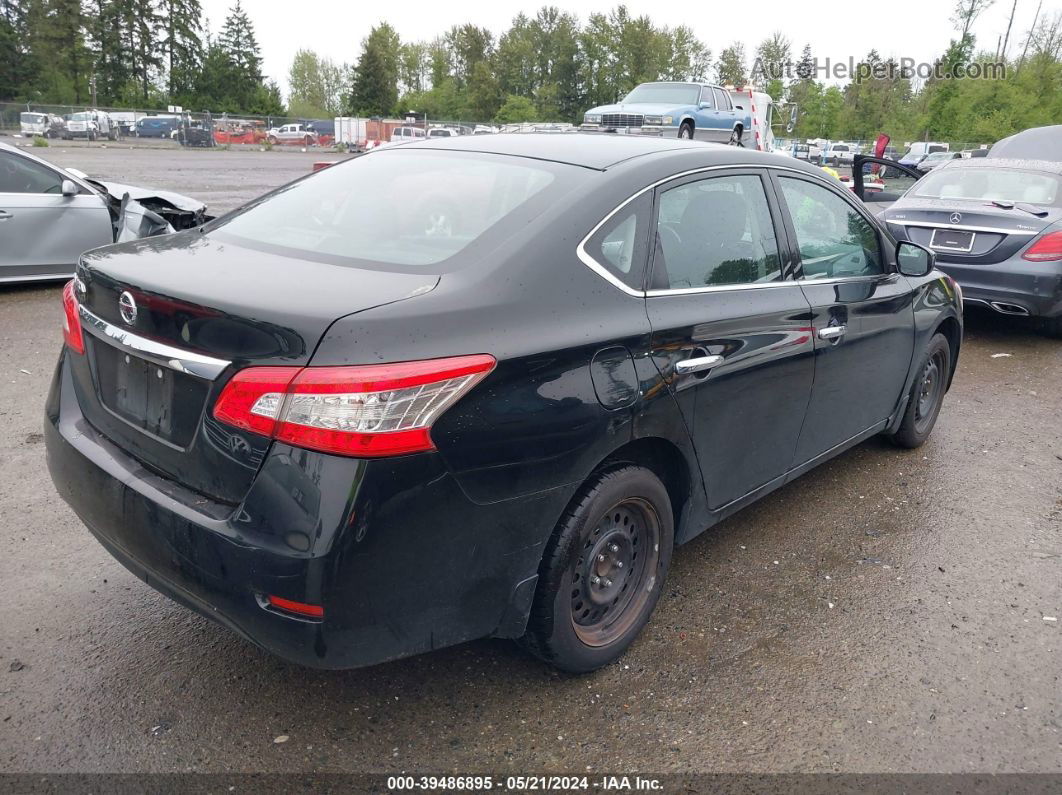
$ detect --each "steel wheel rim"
[915,350,946,431]
[570,497,661,647]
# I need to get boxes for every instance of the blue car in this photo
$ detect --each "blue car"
[581,82,750,145]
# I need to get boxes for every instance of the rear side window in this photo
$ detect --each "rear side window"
[713,89,731,110]
[214,150,561,269]
[779,177,883,279]
[654,174,782,289]
[583,192,652,290]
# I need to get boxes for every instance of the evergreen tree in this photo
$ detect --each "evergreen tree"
[0,0,28,100]
[120,0,165,102]
[217,0,263,109]
[159,0,203,103]
[350,23,400,116]
[84,0,131,104]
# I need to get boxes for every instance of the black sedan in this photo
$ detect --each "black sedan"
[882,158,1062,336]
[45,135,962,672]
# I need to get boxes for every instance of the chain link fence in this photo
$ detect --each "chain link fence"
[2,101,993,157]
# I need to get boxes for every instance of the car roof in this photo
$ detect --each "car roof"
[388,132,729,170]
[936,157,1062,176]
[989,125,1062,161]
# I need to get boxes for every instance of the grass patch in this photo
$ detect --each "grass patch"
[32,135,48,147]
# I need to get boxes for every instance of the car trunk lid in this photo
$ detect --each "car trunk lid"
[884,201,1059,264]
[72,231,439,504]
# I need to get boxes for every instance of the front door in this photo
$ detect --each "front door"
[0,151,112,281]
[772,172,916,464]
[646,169,815,510]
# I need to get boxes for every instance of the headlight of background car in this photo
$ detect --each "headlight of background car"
[642,115,674,126]
[584,114,602,124]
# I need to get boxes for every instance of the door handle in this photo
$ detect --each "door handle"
[0,210,12,220]
[818,325,847,340]
[676,354,724,374]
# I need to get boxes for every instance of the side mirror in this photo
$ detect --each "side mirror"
[698,101,712,110]
[61,179,78,197]
[897,241,934,277]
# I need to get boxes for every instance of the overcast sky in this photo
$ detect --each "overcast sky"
[201,0,1051,97]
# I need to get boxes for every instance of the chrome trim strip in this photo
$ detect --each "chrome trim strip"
[646,281,797,297]
[577,163,854,297]
[78,304,231,380]
[886,219,1037,236]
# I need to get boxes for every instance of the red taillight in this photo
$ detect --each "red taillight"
[61,280,85,354]
[1022,230,1062,262]
[212,354,496,458]
[266,595,324,619]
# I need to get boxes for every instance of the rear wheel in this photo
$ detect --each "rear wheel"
[678,122,694,140]
[522,465,674,673]
[1040,315,1062,338]
[888,333,951,448]
[729,127,744,147]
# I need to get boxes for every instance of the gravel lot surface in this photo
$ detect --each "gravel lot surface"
[0,145,1059,775]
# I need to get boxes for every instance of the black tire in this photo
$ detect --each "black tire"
[1040,315,1062,338]
[888,333,951,448]
[729,127,744,147]
[521,465,674,673]
[678,122,694,140]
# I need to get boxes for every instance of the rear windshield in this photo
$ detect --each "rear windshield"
[212,150,564,268]
[913,167,1061,205]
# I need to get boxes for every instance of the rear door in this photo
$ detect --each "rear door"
[771,171,915,464]
[646,168,815,510]
[0,149,112,281]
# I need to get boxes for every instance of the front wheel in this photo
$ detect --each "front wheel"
[678,122,694,140]
[521,465,674,673]
[888,333,951,448]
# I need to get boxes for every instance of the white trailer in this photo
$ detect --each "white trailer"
[727,87,775,152]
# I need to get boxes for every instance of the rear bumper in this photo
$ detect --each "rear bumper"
[934,256,1062,319]
[45,353,564,669]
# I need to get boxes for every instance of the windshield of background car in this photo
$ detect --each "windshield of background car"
[622,84,700,105]
[913,167,1061,205]
[211,150,568,269]
[71,112,92,121]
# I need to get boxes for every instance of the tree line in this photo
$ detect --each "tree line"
[3,1,1062,143]
[1,0,283,114]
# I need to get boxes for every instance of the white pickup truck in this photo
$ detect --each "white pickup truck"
[265,123,318,146]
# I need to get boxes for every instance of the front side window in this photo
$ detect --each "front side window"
[0,151,64,194]
[213,150,562,269]
[698,87,713,107]
[779,177,883,279]
[655,174,782,289]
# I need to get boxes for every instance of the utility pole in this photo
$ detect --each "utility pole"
[90,75,97,108]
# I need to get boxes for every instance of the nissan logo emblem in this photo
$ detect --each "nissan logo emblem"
[950,212,962,224]
[118,291,138,325]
